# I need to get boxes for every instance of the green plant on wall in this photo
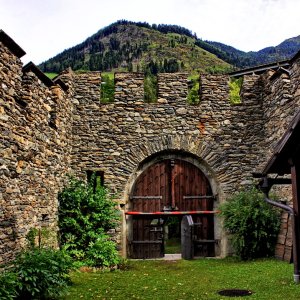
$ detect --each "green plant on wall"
[187,75,200,104]
[144,73,157,103]
[26,228,38,249]
[101,73,115,103]
[220,187,280,260]
[58,175,120,267]
[229,77,243,104]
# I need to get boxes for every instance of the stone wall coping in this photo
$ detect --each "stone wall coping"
[53,78,69,91]
[22,61,54,88]
[114,72,144,75]
[0,29,26,58]
[269,67,291,81]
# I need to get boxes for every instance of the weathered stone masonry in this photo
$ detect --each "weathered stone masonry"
[69,71,269,256]
[0,31,73,263]
[1,30,300,262]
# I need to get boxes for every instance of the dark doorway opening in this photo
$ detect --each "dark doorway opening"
[164,217,182,254]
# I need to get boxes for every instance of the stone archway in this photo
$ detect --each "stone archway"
[124,151,221,259]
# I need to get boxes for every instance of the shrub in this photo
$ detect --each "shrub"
[58,176,120,267]
[0,271,20,300]
[220,187,280,260]
[14,247,72,299]
[87,234,120,267]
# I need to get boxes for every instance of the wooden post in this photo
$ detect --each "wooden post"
[181,215,194,260]
[171,159,176,209]
[291,163,300,283]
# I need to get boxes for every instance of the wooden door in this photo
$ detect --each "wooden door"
[174,160,215,257]
[129,159,215,258]
[130,217,164,259]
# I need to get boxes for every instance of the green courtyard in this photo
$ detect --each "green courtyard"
[62,258,299,300]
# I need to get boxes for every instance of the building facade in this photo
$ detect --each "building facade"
[1,30,299,263]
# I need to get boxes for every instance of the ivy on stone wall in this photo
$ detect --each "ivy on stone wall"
[144,73,157,102]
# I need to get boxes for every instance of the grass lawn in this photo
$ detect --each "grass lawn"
[61,258,300,300]
[45,72,58,79]
[165,237,181,254]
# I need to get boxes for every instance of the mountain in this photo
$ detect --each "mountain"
[39,20,231,75]
[251,36,300,65]
[39,21,300,74]
[203,35,300,68]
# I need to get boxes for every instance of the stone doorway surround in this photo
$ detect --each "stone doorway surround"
[121,150,225,258]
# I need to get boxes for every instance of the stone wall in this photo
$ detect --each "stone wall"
[1,30,300,262]
[260,71,293,160]
[69,67,298,257]
[258,63,300,261]
[0,34,73,264]
[69,71,270,255]
[71,72,267,194]
[290,55,300,107]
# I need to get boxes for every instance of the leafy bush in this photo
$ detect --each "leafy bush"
[87,234,120,267]
[14,247,72,299]
[220,187,280,260]
[0,271,20,300]
[58,176,120,267]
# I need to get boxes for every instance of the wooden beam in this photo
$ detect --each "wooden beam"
[126,210,219,215]
[291,163,300,282]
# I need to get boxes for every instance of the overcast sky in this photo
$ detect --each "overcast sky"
[1,0,300,65]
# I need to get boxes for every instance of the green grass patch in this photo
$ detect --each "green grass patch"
[45,72,58,79]
[61,258,299,300]
[102,72,114,80]
[165,237,181,254]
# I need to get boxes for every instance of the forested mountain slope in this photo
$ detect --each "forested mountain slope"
[39,20,300,74]
[39,21,230,75]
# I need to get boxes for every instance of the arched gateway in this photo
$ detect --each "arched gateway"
[126,158,217,259]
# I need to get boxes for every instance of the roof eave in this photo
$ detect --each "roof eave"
[229,60,290,78]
